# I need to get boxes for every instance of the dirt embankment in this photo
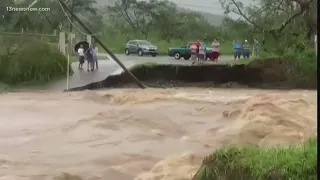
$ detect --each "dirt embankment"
[68,59,317,91]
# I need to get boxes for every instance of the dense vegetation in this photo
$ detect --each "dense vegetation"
[0,38,72,85]
[193,137,317,180]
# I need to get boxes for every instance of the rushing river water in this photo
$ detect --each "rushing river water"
[0,88,317,180]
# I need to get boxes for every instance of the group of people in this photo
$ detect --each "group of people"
[77,44,99,71]
[189,39,221,65]
[189,38,259,64]
[233,39,259,60]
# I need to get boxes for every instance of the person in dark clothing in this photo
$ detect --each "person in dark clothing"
[242,40,250,59]
[86,45,94,71]
[233,40,242,60]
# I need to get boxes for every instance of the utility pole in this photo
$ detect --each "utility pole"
[68,0,74,55]
[69,0,73,34]
[57,0,147,89]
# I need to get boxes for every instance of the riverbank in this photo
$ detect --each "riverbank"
[192,137,317,180]
[69,57,317,91]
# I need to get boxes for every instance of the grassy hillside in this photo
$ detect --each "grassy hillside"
[177,7,224,25]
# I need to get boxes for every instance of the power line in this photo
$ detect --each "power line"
[173,2,223,10]
[57,0,99,35]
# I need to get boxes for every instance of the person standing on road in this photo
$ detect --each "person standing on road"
[253,39,259,57]
[77,44,85,69]
[198,43,206,64]
[190,42,198,64]
[242,40,250,59]
[195,40,201,60]
[211,39,220,63]
[86,44,94,71]
[93,44,98,69]
[233,40,242,60]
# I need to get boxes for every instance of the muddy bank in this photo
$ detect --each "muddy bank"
[67,60,316,91]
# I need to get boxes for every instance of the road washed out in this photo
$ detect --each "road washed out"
[0,88,316,179]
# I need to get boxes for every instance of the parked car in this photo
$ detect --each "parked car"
[125,40,158,57]
[168,42,212,60]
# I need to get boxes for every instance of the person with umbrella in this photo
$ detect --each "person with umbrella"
[77,44,85,69]
[75,41,89,70]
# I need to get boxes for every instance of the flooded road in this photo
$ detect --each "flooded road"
[0,88,317,180]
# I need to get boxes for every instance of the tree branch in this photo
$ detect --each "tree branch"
[221,0,313,38]
[275,0,313,33]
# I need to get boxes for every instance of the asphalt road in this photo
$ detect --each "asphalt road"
[49,53,234,90]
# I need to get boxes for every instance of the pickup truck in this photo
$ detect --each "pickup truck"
[168,42,213,60]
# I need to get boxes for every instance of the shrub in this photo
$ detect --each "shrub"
[281,48,317,85]
[245,44,317,88]
[193,137,317,180]
[0,41,73,84]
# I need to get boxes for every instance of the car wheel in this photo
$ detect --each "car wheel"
[174,53,181,60]
[151,54,157,57]
[184,56,190,60]
[125,48,130,55]
[138,49,143,56]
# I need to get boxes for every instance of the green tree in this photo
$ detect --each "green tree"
[106,0,219,41]
[219,0,317,54]
[107,0,162,39]
[1,0,100,33]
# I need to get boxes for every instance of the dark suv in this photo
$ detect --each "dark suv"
[125,40,158,57]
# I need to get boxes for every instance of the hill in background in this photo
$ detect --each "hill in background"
[95,0,224,26]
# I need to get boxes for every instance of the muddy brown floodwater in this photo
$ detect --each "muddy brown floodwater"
[0,88,317,180]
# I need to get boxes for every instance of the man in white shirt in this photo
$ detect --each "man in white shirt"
[77,44,85,69]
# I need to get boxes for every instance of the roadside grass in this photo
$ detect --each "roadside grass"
[0,41,72,85]
[0,40,74,92]
[193,137,317,180]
